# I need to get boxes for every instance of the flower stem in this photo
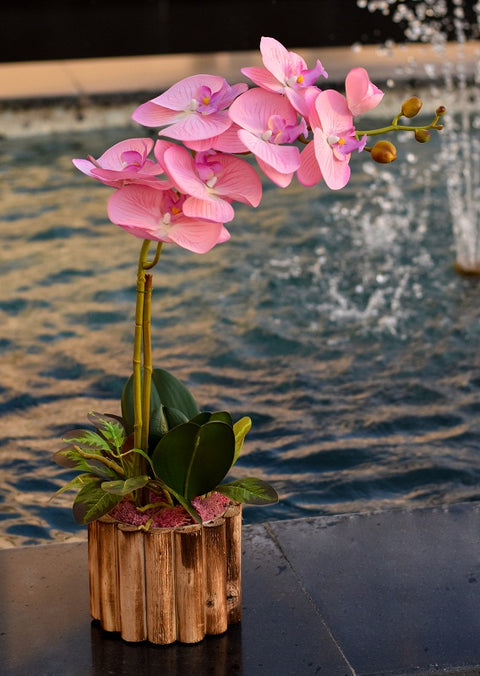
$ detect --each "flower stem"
[133,240,151,456]
[141,272,153,451]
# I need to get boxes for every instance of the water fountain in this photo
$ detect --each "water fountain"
[357,0,480,273]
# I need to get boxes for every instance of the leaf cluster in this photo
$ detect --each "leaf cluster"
[54,368,277,525]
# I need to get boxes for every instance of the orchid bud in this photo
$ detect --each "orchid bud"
[371,140,397,164]
[415,129,431,143]
[401,96,423,118]
[436,105,446,116]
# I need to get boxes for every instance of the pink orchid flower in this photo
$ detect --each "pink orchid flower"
[158,144,262,223]
[131,74,247,144]
[72,138,166,188]
[107,184,230,253]
[184,123,250,154]
[297,89,366,190]
[229,88,306,187]
[241,36,327,116]
[345,67,384,116]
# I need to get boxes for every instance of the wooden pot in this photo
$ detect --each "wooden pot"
[87,504,242,644]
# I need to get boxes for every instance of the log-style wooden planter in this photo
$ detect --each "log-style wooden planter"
[87,504,242,644]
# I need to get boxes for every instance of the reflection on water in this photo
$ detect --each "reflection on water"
[0,123,479,547]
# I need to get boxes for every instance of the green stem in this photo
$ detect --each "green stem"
[141,272,153,451]
[133,240,150,456]
[132,240,163,504]
[356,119,443,139]
[144,242,163,270]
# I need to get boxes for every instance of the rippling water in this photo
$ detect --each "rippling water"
[1,122,479,547]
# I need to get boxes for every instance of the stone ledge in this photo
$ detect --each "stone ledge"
[1,502,479,675]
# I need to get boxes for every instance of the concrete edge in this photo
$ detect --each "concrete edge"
[0,41,478,103]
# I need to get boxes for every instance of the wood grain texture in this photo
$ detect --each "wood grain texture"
[144,528,176,645]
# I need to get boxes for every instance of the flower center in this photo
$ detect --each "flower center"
[327,135,342,146]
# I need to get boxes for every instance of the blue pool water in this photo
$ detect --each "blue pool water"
[1,121,479,547]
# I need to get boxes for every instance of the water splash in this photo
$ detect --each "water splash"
[357,0,480,273]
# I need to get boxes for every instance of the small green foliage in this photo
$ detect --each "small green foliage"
[217,478,279,505]
[55,371,278,525]
[101,475,150,496]
[73,477,123,524]
[233,416,252,465]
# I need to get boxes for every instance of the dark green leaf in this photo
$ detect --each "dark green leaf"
[54,473,93,496]
[101,475,150,496]
[151,368,199,420]
[163,405,189,430]
[216,478,278,505]
[72,478,122,524]
[151,420,235,501]
[209,411,233,426]
[121,368,199,442]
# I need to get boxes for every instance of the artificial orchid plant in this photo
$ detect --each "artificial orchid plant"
[55,37,445,529]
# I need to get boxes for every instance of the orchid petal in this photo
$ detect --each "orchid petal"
[345,67,384,116]
[183,195,235,223]
[132,102,180,127]
[149,74,231,111]
[296,142,323,187]
[162,145,207,197]
[237,129,300,174]
[167,215,226,253]
[159,110,232,142]
[211,124,249,153]
[260,36,306,85]
[314,133,351,190]
[255,157,293,188]
[240,66,284,93]
[213,155,262,207]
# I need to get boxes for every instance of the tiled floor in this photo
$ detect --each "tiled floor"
[1,503,479,675]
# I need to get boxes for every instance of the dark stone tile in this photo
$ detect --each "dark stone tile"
[0,525,352,675]
[268,503,480,675]
[240,524,353,675]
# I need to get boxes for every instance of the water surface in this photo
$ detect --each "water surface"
[1,123,479,547]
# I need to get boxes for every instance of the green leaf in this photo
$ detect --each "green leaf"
[156,480,202,523]
[162,405,190,430]
[151,368,199,420]
[210,411,233,426]
[53,445,122,480]
[151,420,235,501]
[54,473,93,497]
[121,373,162,438]
[72,478,122,524]
[121,368,199,443]
[216,478,278,505]
[62,429,112,453]
[101,475,150,496]
[232,416,252,466]
[87,411,126,454]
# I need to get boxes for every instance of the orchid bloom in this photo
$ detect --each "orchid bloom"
[229,88,307,187]
[241,36,327,116]
[72,138,167,188]
[345,67,384,116]
[131,74,247,144]
[297,89,366,190]
[156,143,262,223]
[107,184,230,253]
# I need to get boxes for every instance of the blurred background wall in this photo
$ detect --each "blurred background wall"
[0,0,427,62]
